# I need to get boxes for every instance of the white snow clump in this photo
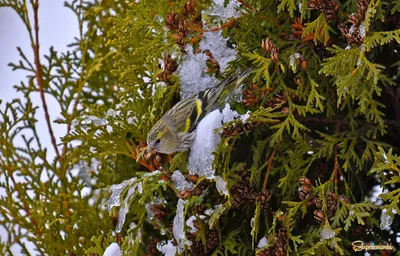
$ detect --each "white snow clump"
[320,225,335,241]
[200,31,237,72]
[202,0,242,22]
[103,243,121,256]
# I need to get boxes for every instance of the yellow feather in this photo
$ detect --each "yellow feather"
[195,99,202,118]
[184,117,191,133]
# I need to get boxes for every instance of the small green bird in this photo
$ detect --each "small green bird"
[147,69,252,155]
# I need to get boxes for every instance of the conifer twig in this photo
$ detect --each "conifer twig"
[33,0,60,159]
[0,158,42,236]
[263,146,278,191]
[332,122,345,183]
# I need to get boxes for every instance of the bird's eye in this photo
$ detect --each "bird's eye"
[155,139,161,144]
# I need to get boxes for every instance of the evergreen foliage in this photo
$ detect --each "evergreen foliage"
[1,0,400,255]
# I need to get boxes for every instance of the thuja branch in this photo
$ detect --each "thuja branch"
[263,146,278,191]
[33,0,60,159]
[297,116,400,126]
[0,157,42,237]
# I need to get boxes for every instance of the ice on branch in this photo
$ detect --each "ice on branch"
[145,198,165,221]
[171,170,195,191]
[380,209,394,230]
[257,236,268,248]
[320,226,335,241]
[215,176,228,195]
[202,0,242,22]
[200,31,237,72]
[178,44,219,99]
[173,199,189,253]
[103,243,121,256]
[107,177,137,212]
[186,215,206,233]
[157,240,177,256]
[116,181,142,233]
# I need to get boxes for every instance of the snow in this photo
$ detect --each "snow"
[107,177,137,212]
[359,22,366,37]
[116,182,142,233]
[257,236,268,248]
[320,226,335,240]
[202,0,242,22]
[380,209,394,231]
[188,108,224,178]
[106,108,116,117]
[103,243,121,256]
[199,31,237,72]
[177,44,219,99]
[145,198,165,221]
[188,104,246,179]
[186,215,206,233]
[157,240,177,256]
[215,176,228,195]
[171,170,194,191]
[173,199,188,253]
[178,0,242,100]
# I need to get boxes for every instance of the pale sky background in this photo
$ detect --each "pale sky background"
[0,1,78,254]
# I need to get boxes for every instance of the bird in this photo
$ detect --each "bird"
[146,68,253,155]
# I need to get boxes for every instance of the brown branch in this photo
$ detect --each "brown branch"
[33,0,60,159]
[331,122,345,183]
[263,146,278,191]
[237,0,253,11]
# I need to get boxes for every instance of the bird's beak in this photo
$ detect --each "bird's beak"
[145,147,156,160]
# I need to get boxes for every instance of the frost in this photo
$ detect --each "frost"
[202,0,242,22]
[171,170,194,191]
[178,44,219,99]
[257,236,268,248]
[107,177,137,212]
[380,209,394,230]
[157,240,177,256]
[320,226,335,241]
[215,176,228,195]
[104,243,121,256]
[173,199,188,252]
[199,31,237,72]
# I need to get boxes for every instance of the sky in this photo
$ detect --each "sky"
[0,1,78,254]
